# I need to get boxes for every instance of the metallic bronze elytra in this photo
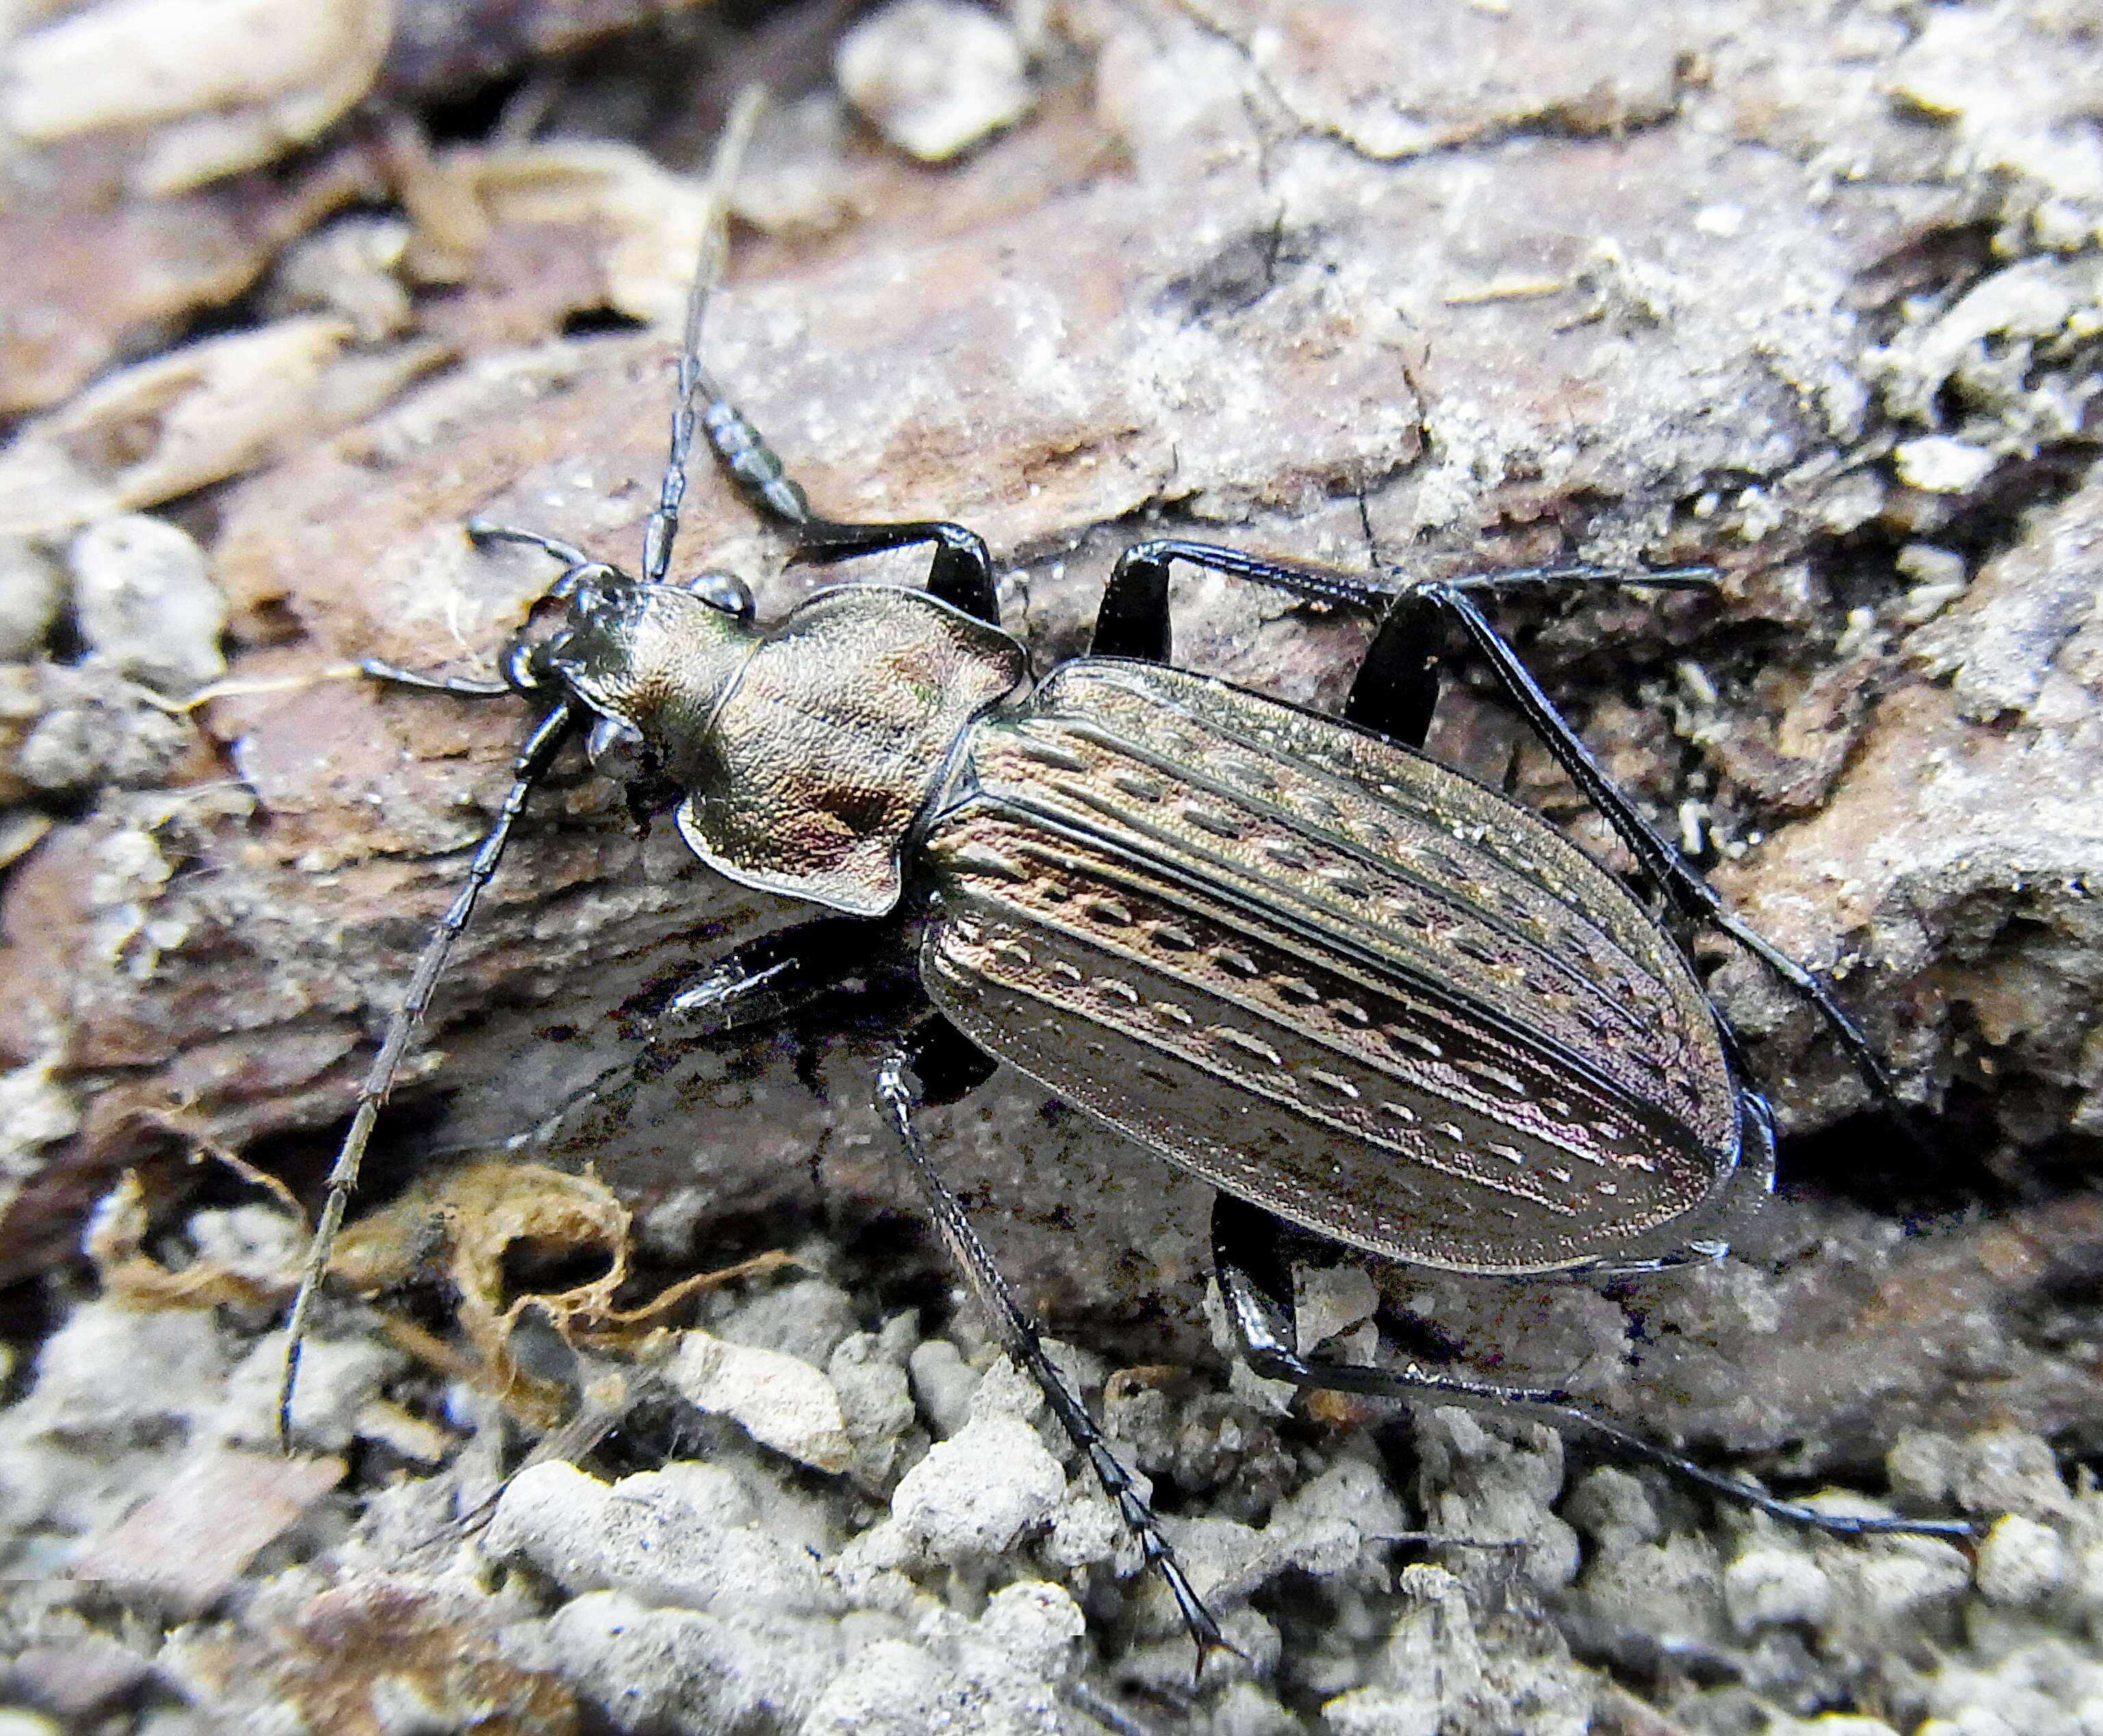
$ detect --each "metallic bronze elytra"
[920,658,1738,1277]
[278,94,1971,1672]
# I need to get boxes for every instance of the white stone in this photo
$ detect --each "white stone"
[890,1414,1063,1562]
[69,513,225,693]
[837,0,1035,162]
[665,1328,852,1473]
[1724,1546,1835,1631]
[484,1460,830,1616]
[1975,1513,2068,1606]
[1894,435,1998,494]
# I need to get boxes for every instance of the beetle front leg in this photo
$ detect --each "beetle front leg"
[646,362,1003,624]
[631,97,1003,628]
[876,1015,1237,1673]
[1209,1194,1974,1542]
[358,659,513,700]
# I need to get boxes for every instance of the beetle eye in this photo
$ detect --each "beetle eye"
[687,570,755,621]
[585,714,648,781]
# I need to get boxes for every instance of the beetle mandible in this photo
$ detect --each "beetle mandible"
[278,113,1971,1663]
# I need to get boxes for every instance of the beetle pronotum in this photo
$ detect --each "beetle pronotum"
[279,93,1970,1663]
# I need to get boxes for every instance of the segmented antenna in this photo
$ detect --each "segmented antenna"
[642,84,772,585]
[277,89,772,1445]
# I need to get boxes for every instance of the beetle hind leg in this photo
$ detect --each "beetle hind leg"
[1210,1194,1973,1542]
[877,1016,1238,1672]
[1088,537,1915,1121]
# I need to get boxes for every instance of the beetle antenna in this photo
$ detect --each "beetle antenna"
[641,83,770,586]
[279,701,580,1446]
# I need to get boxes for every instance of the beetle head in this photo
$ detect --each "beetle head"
[504,562,761,781]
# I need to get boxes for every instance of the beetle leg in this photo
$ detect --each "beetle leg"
[465,519,595,570]
[1093,540,1444,748]
[877,1016,1238,1672]
[506,916,892,1152]
[1093,539,1911,1117]
[669,361,999,623]
[281,700,582,1446]
[1210,1193,1974,1542]
[1093,538,1387,661]
[789,518,1002,628]
[667,348,1002,624]
[615,90,1002,626]
[1340,594,1443,749]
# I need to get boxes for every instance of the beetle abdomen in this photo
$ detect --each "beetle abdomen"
[921,659,1739,1273]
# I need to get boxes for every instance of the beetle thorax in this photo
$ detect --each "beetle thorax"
[667,585,1030,917]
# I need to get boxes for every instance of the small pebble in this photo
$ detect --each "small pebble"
[837,0,1035,162]
[665,1327,852,1473]
[718,1277,860,1367]
[891,1414,1064,1561]
[906,1338,979,1438]
[1894,435,1998,494]
[485,1459,828,1616]
[828,1331,916,1488]
[1975,1514,2067,1606]
[1724,1545,1835,1631]
[68,513,225,693]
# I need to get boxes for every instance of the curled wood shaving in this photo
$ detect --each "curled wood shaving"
[3,0,394,194]
[332,1157,800,1422]
[0,317,451,537]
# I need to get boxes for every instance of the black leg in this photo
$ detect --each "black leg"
[787,516,1001,628]
[1090,543,1175,662]
[662,345,998,625]
[625,102,1000,627]
[1342,594,1443,750]
[1093,538,1440,749]
[506,917,889,1152]
[281,700,581,1443]
[1421,576,1914,1121]
[876,1015,1236,1673]
[466,519,591,571]
[1210,1192,1973,1541]
[1095,537,1708,667]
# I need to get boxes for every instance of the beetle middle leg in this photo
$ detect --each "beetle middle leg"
[506,915,893,1152]
[1208,1190,1973,1541]
[876,1012,1237,1671]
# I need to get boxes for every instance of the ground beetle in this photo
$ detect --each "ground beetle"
[279,107,1971,1663]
